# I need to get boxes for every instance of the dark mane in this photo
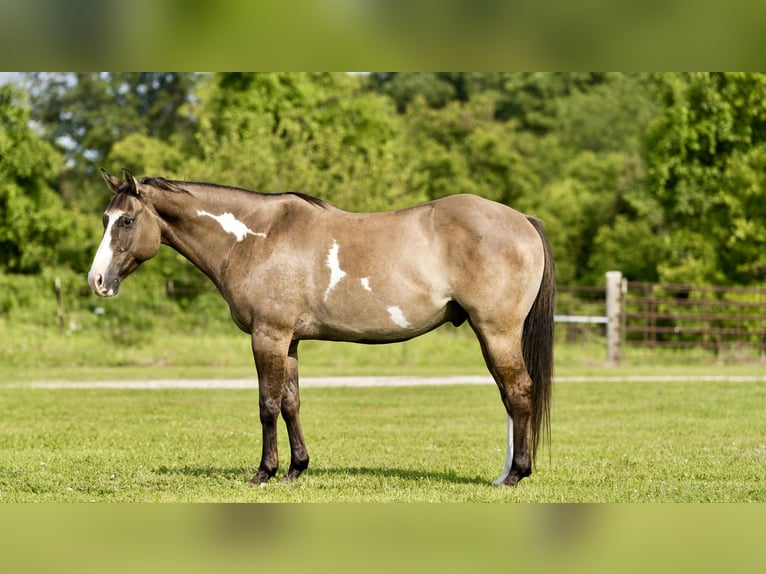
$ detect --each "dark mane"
[140,177,189,194]
[141,176,327,208]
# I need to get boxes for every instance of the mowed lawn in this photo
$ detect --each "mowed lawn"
[1,379,764,502]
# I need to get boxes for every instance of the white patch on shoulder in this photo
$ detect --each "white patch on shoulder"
[323,240,347,302]
[197,210,266,241]
[360,277,372,292]
[387,306,410,328]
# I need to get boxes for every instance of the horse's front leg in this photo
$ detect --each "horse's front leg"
[249,330,291,485]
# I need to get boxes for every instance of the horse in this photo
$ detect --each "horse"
[88,168,555,487]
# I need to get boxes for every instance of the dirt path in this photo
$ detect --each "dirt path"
[13,374,766,389]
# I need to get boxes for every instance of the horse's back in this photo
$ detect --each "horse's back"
[335,193,545,299]
[430,193,534,232]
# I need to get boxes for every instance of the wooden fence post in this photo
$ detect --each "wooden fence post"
[54,276,65,333]
[606,271,623,365]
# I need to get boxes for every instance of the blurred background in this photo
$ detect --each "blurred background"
[2,72,766,371]
[2,3,766,569]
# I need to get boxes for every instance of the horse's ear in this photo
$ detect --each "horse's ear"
[121,168,142,198]
[100,169,123,194]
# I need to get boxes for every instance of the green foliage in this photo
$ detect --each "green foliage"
[589,215,666,282]
[108,133,186,175]
[26,73,199,170]
[494,72,613,132]
[185,72,426,211]
[0,85,90,273]
[405,94,542,204]
[646,72,766,284]
[366,72,459,112]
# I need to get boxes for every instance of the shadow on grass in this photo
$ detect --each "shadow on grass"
[310,466,490,486]
[155,464,490,486]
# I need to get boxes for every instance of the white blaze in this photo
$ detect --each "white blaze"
[324,240,347,302]
[387,306,410,328]
[360,277,372,292]
[197,210,266,241]
[87,209,121,294]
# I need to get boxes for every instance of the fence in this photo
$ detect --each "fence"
[555,272,766,363]
[623,282,766,358]
[554,271,622,364]
[7,271,766,363]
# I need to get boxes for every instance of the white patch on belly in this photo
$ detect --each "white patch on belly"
[387,306,410,328]
[323,240,347,302]
[197,210,266,241]
[360,277,372,292]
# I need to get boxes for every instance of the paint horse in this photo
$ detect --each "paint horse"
[88,169,555,487]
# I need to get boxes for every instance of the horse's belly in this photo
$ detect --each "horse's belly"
[307,296,452,343]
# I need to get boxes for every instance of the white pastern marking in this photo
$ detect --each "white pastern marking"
[323,240,347,302]
[387,306,410,328]
[197,210,266,241]
[493,415,514,485]
[360,277,372,292]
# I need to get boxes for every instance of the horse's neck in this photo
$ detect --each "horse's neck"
[155,187,264,285]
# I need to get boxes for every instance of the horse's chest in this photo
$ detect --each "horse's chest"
[218,273,298,334]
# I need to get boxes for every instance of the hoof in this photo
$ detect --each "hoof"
[248,470,273,485]
[495,467,531,487]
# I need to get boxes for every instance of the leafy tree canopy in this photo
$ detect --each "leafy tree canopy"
[0,85,89,273]
[5,72,765,287]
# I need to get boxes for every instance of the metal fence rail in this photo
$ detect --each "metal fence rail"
[554,275,766,362]
[623,282,766,357]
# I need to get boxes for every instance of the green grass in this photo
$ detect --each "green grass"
[1,380,764,502]
[0,319,490,382]
[3,314,765,502]
[3,317,765,383]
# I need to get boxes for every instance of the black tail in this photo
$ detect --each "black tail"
[523,217,556,463]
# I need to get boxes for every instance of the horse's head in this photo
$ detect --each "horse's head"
[87,169,162,297]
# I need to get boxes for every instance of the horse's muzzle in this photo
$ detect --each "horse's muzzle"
[88,271,120,297]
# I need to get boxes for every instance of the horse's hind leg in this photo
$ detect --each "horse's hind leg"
[475,329,534,486]
[280,341,310,482]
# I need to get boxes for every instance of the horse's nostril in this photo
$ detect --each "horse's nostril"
[95,273,104,288]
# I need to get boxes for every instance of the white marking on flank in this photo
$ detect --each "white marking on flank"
[493,415,514,486]
[324,240,347,302]
[360,277,372,292]
[387,306,410,328]
[197,210,266,241]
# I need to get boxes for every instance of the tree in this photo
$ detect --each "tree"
[548,74,661,283]
[365,73,458,112]
[0,85,89,273]
[403,93,540,205]
[189,72,425,211]
[494,72,613,133]
[645,72,766,284]
[26,73,199,173]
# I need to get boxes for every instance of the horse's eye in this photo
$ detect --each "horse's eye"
[118,215,135,227]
